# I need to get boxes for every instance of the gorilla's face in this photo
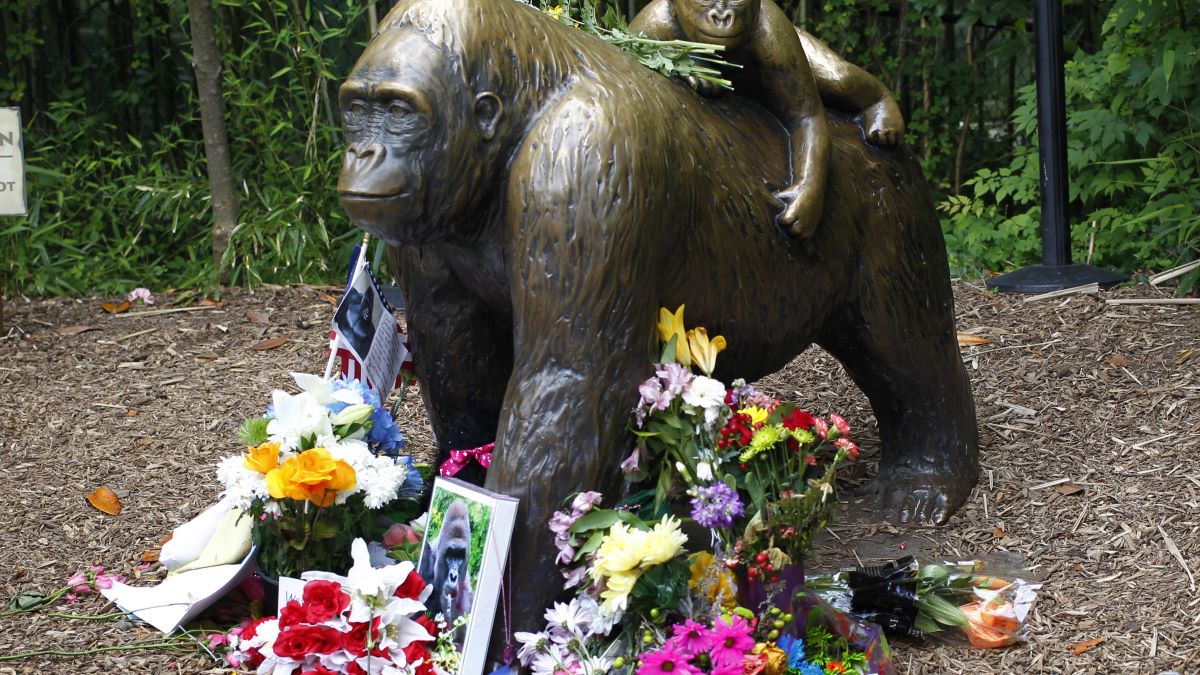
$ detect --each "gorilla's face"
[675,0,759,47]
[338,30,502,245]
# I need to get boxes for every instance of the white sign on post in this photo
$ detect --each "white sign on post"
[0,107,27,216]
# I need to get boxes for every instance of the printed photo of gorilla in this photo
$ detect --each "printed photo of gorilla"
[418,496,485,644]
[333,281,378,359]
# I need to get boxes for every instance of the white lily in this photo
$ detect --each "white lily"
[291,372,336,404]
[266,390,332,448]
[302,539,427,623]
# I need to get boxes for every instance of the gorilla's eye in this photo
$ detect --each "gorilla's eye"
[344,100,367,129]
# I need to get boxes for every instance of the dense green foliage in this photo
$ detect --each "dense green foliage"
[0,0,368,296]
[941,0,1199,287]
[0,0,1195,296]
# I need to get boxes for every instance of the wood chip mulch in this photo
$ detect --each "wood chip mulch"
[0,281,1196,674]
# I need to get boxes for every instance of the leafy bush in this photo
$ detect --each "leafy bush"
[940,0,1200,290]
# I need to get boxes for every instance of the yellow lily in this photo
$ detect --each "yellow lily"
[656,305,690,367]
[687,327,726,375]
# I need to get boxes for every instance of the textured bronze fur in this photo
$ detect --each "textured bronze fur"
[338,0,977,651]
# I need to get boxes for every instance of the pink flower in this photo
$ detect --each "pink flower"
[549,511,576,537]
[126,287,156,305]
[813,418,829,440]
[383,523,421,547]
[570,491,603,515]
[829,414,851,438]
[207,633,229,649]
[834,437,860,461]
[93,573,125,590]
[621,448,648,481]
[709,616,755,667]
[66,572,90,594]
[668,619,713,656]
[638,645,697,675]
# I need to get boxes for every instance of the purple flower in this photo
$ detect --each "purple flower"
[656,363,694,396]
[621,448,648,481]
[570,491,603,515]
[690,482,744,529]
[639,377,673,412]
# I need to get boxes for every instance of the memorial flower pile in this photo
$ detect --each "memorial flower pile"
[218,373,423,578]
[225,538,443,674]
[631,306,858,578]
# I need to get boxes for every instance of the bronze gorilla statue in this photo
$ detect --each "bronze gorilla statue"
[338,0,977,644]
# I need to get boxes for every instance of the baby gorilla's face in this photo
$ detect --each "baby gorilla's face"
[675,0,760,47]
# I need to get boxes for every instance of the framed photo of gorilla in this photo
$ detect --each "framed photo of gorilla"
[417,477,518,675]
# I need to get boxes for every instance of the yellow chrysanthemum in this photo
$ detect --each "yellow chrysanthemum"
[599,569,640,616]
[640,516,688,566]
[593,523,646,578]
[243,441,280,474]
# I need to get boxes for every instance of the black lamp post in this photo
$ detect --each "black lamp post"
[985,0,1125,293]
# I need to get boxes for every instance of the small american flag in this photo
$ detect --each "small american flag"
[329,327,412,386]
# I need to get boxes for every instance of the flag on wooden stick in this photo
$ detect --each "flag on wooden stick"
[326,237,412,401]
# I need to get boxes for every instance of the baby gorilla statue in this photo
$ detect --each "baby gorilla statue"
[631,0,905,170]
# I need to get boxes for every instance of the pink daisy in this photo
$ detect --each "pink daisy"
[668,619,714,657]
[709,616,755,667]
[638,645,696,675]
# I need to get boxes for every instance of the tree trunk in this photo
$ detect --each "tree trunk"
[187,0,239,278]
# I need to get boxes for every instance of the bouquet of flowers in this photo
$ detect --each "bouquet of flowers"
[226,538,453,674]
[629,306,858,580]
[218,373,424,578]
[520,491,891,675]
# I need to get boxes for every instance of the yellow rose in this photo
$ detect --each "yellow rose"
[243,441,280,474]
[754,644,788,675]
[307,460,357,507]
[288,448,339,486]
[266,460,309,501]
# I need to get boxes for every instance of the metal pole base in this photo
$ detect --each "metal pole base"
[985,263,1127,294]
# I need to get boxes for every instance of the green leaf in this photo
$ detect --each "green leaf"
[575,529,606,559]
[661,334,678,365]
[569,509,620,534]
[917,593,969,628]
[1162,50,1175,88]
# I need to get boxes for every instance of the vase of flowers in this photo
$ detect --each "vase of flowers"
[218,373,424,579]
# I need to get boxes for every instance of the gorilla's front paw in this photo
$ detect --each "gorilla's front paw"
[862,98,905,147]
[865,464,975,525]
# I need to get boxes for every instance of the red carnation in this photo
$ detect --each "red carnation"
[404,639,435,675]
[273,624,343,658]
[395,569,427,600]
[782,408,816,432]
[301,666,338,675]
[279,599,306,628]
[302,579,351,623]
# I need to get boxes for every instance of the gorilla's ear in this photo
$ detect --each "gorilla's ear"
[474,92,504,141]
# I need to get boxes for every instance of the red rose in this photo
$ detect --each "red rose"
[346,661,367,675]
[273,624,344,658]
[395,569,427,600]
[403,640,430,669]
[302,579,351,623]
[341,617,382,657]
[240,616,273,643]
[414,614,439,639]
[279,599,306,628]
[301,666,338,675]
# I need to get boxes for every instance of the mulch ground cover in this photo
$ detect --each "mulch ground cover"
[0,281,1196,674]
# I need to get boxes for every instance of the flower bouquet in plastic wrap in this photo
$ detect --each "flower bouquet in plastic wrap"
[805,556,1041,649]
[161,373,425,581]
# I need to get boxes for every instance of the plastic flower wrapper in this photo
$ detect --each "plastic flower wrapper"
[805,555,1041,649]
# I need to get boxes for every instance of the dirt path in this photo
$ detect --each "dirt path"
[0,282,1196,674]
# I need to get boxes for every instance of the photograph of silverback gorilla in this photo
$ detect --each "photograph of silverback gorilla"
[332,275,379,360]
[418,486,491,646]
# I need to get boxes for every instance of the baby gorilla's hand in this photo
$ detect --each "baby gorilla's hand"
[775,181,824,238]
[863,98,905,147]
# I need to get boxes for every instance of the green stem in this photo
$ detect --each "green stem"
[0,638,197,661]
[0,586,70,617]
[46,611,128,621]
